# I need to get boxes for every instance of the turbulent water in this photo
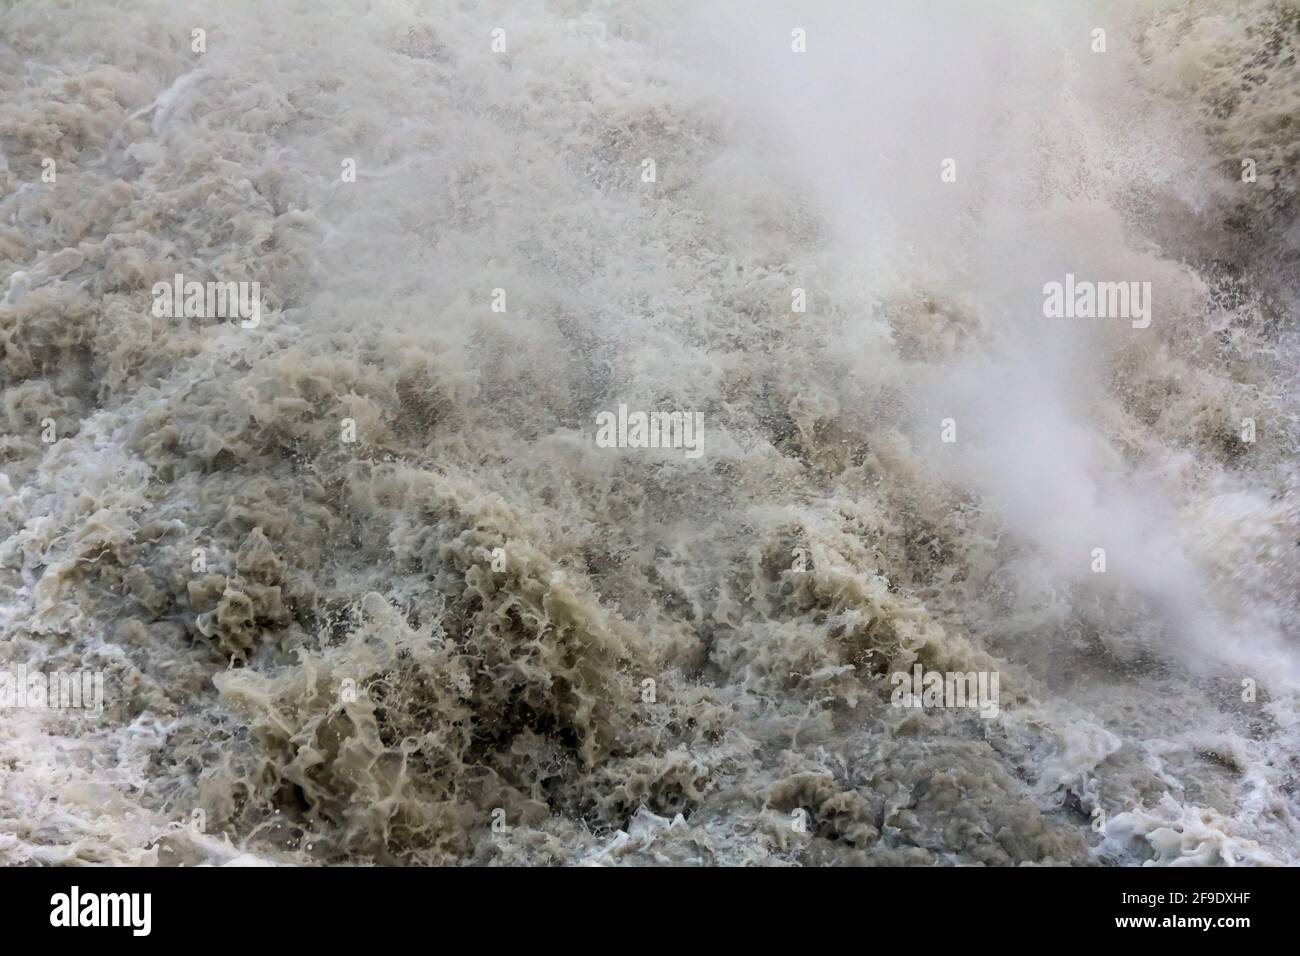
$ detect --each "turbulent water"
[0,0,1298,866]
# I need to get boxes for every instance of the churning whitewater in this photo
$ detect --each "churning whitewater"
[0,0,1297,866]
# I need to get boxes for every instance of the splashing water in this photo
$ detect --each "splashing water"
[1,0,1297,866]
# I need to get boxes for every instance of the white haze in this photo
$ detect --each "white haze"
[699,0,1299,679]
